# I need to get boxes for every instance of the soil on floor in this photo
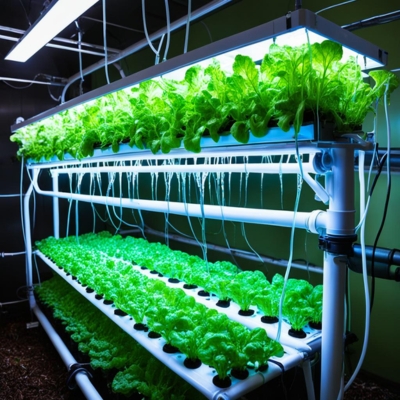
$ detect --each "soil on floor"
[0,308,399,400]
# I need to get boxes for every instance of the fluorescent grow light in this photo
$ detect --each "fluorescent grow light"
[11,8,388,132]
[5,0,99,62]
[162,27,384,81]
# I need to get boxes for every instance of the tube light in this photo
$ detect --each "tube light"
[5,0,99,62]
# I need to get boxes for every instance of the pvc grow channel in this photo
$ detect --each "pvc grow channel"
[13,8,388,400]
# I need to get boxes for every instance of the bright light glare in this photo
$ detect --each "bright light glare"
[5,0,99,62]
[161,27,383,82]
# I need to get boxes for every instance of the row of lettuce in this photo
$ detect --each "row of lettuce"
[36,231,322,331]
[36,275,205,399]
[11,40,399,161]
[36,232,286,387]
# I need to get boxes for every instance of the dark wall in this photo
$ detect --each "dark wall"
[0,83,95,302]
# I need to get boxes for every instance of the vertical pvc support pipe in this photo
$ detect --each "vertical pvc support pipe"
[321,146,355,400]
[302,358,316,400]
[33,305,102,400]
[52,172,60,239]
[23,169,37,309]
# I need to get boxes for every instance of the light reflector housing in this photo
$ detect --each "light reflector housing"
[11,8,388,132]
[5,0,99,62]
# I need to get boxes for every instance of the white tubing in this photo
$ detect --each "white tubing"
[33,305,103,400]
[23,171,35,308]
[302,359,316,400]
[344,150,370,392]
[32,177,327,231]
[50,161,317,176]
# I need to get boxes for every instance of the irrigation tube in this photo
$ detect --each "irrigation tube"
[61,0,232,102]
[33,179,327,233]
[33,305,102,400]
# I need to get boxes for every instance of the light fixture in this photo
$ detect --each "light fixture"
[5,0,99,62]
[162,11,387,81]
[11,8,388,131]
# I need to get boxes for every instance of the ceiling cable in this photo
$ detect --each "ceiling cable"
[163,0,171,61]
[75,20,85,95]
[142,0,162,63]
[342,9,400,31]
[102,0,111,84]
[184,0,192,53]
[315,0,356,15]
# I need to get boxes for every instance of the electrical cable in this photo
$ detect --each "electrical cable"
[240,158,264,265]
[200,21,213,43]
[184,0,192,53]
[276,169,303,342]
[142,0,161,61]
[47,85,61,102]
[155,34,165,65]
[315,0,356,15]
[0,193,21,197]
[2,79,35,89]
[162,0,171,62]
[102,0,111,85]
[20,157,27,251]
[370,84,392,313]
[268,359,288,400]
[33,253,41,286]
[354,152,387,233]
[75,20,85,96]
[19,0,31,27]
[1,251,26,257]
[344,150,370,393]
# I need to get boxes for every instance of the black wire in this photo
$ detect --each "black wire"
[268,360,288,400]
[370,151,392,313]
[19,0,31,27]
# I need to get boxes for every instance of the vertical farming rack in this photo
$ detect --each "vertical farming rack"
[21,130,372,399]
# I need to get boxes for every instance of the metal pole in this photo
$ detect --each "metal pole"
[52,173,60,239]
[23,169,36,308]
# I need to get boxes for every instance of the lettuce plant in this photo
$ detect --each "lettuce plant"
[254,285,280,318]
[11,41,398,161]
[307,284,323,324]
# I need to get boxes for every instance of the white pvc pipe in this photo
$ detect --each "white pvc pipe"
[302,359,316,400]
[50,161,316,176]
[52,173,60,239]
[32,178,327,232]
[321,146,356,400]
[320,253,347,400]
[23,172,35,308]
[325,147,356,236]
[33,305,103,400]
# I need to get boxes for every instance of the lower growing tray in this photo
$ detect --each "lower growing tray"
[36,251,312,400]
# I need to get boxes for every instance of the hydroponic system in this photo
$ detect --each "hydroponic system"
[10,8,399,400]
